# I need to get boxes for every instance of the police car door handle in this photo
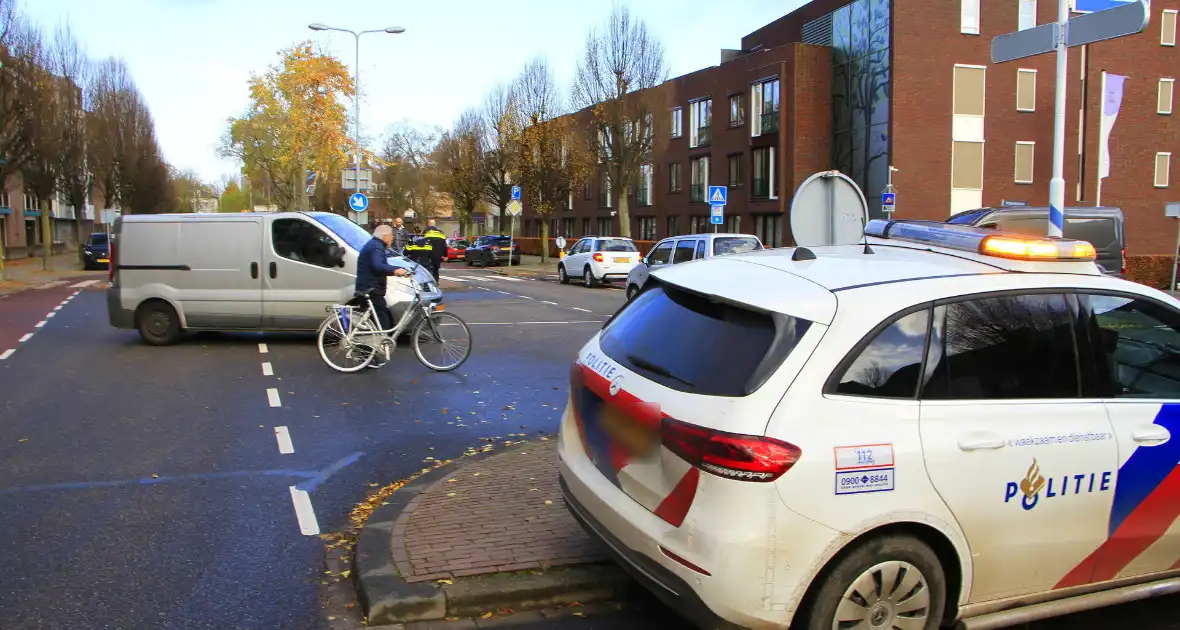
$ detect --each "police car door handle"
[1132,426,1171,445]
[957,432,1006,451]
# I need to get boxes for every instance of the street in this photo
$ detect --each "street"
[1,266,1179,630]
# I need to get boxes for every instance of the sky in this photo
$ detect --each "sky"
[24,0,803,185]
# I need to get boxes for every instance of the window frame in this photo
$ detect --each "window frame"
[1018,0,1037,31]
[672,239,697,264]
[1159,78,1175,115]
[271,217,343,269]
[689,98,713,148]
[824,302,936,399]
[1074,288,1180,399]
[729,94,745,127]
[1014,141,1036,184]
[961,0,981,35]
[1016,68,1037,112]
[669,162,682,193]
[1163,9,1178,47]
[952,140,986,191]
[671,107,683,137]
[1157,152,1172,188]
[728,153,745,188]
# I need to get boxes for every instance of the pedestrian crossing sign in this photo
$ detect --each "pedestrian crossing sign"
[708,186,727,206]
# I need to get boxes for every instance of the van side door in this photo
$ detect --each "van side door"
[175,218,263,329]
[263,215,353,330]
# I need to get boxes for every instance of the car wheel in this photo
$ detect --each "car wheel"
[797,534,946,630]
[583,267,598,288]
[558,265,569,284]
[626,283,640,300]
[136,300,182,346]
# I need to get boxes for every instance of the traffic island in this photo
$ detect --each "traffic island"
[354,440,635,626]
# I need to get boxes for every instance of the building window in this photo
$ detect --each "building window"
[729,94,745,126]
[754,214,781,248]
[671,107,683,137]
[597,217,612,237]
[725,215,740,234]
[690,156,710,203]
[689,216,708,234]
[954,65,986,117]
[669,162,682,192]
[25,194,37,211]
[1160,79,1175,115]
[562,218,575,237]
[1163,10,1178,46]
[1015,142,1035,184]
[597,128,611,163]
[583,182,591,200]
[599,171,612,207]
[952,141,985,190]
[752,147,775,199]
[0,191,8,208]
[751,79,780,136]
[962,0,980,34]
[638,217,656,241]
[582,218,591,236]
[638,164,653,206]
[1017,69,1036,112]
[689,99,712,148]
[728,153,744,188]
[1018,0,1037,31]
[1156,152,1172,188]
[666,216,678,237]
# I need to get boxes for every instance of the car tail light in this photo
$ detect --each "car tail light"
[1121,248,1127,276]
[592,252,604,263]
[662,418,801,483]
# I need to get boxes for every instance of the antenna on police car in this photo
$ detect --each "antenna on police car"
[861,217,874,255]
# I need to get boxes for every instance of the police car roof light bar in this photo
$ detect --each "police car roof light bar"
[864,219,1096,262]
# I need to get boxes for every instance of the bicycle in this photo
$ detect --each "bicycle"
[316,267,472,373]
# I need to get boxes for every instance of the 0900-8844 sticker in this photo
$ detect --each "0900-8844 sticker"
[834,444,895,495]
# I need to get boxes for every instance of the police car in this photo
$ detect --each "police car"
[558,219,1180,630]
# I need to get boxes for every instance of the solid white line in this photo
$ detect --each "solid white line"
[267,388,281,407]
[262,362,274,376]
[19,333,33,343]
[34,321,46,328]
[70,280,99,288]
[289,486,321,536]
[0,349,14,360]
[274,426,295,454]
[540,300,558,305]
[570,306,591,312]
[258,343,269,354]
[468,321,604,326]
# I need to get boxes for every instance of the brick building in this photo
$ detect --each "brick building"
[520,0,1179,258]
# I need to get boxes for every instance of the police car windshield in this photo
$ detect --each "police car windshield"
[312,213,369,251]
[596,239,638,252]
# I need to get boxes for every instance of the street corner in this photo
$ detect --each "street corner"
[355,440,632,627]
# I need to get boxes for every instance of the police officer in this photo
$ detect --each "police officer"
[403,236,435,278]
[422,219,448,280]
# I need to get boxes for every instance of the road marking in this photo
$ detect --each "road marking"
[497,276,525,282]
[443,276,468,282]
[274,426,295,454]
[267,388,281,407]
[0,349,13,360]
[262,362,274,376]
[478,287,491,291]
[34,321,46,328]
[19,333,32,343]
[70,280,99,288]
[517,295,535,300]
[467,321,604,326]
[570,306,591,312]
[540,300,558,305]
[258,343,269,354]
[289,486,321,535]
[33,281,67,290]
[46,312,55,319]
[54,305,63,311]
[497,290,511,295]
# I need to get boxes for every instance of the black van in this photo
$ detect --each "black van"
[948,206,1126,277]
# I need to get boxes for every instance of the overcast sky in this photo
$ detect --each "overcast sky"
[24,0,802,184]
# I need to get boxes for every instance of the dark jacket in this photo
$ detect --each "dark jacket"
[423,226,447,261]
[404,237,433,266]
[356,237,400,295]
[391,227,411,253]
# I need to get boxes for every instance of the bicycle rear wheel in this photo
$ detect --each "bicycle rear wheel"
[411,311,472,371]
[317,312,378,372]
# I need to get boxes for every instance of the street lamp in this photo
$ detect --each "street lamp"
[307,22,405,205]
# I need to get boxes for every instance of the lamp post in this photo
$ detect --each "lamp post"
[308,23,404,203]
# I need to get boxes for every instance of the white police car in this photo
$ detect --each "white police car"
[558,219,1180,630]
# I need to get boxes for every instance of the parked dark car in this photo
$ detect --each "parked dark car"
[465,235,521,266]
[948,205,1126,277]
[82,232,110,270]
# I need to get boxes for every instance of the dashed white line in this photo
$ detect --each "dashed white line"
[267,388,281,407]
[570,306,592,312]
[274,426,295,454]
[258,343,269,354]
[34,321,46,328]
[517,295,535,300]
[497,290,511,295]
[289,487,321,535]
[478,287,491,291]
[540,300,558,305]
[54,305,63,311]
[70,280,99,288]
[0,349,14,360]
[45,312,55,319]
[262,362,274,376]
[19,333,33,343]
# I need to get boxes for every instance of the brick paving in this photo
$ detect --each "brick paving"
[392,441,607,583]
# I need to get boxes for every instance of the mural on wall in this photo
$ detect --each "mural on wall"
[830,0,891,218]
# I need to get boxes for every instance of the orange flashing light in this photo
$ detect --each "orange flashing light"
[980,235,1096,261]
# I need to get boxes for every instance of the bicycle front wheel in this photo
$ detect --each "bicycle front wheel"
[317,313,378,372]
[411,311,472,372]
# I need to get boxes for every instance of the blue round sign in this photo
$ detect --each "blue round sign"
[349,193,369,212]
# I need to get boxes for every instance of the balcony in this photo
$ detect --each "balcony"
[752,177,770,199]
[695,125,712,147]
[690,184,705,203]
[760,112,779,134]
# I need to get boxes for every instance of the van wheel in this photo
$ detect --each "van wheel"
[558,265,569,284]
[797,535,945,630]
[136,300,182,346]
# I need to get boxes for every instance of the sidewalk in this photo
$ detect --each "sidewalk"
[486,255,555,278]
[0,254,104,296]
[355,441,633,626]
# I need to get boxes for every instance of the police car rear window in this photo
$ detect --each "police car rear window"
[598,284,811,397]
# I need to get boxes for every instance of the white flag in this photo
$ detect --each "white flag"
[1098,73,1126,180]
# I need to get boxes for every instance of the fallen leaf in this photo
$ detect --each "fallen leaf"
[441,408,448,414]
[340,570,351,578]
[447,492,456,497]
[544,500,553,505]
[437,578,453,585]
[573,612,585,617]
[448,479,457,483]
[328,616,336,621]
[529,488,538,492]
[17,438,27,443]
[151,474,159,479]
[480,612,494,619]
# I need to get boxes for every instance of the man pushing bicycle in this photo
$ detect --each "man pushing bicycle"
[357,225,410,368]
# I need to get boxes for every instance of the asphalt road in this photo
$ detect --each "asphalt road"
[2,265,1180,630]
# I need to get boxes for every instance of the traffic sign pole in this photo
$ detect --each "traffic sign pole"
[1048,0,1068,239]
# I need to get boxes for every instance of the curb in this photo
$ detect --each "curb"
[354,443,633,626]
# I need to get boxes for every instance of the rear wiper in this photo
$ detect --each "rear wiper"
[626,354,695,388]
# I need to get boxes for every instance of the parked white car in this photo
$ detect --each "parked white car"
[625,232,763,300]
[559,219,1180,630]
[558,236,641,288]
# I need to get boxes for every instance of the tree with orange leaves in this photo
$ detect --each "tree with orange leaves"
[221,42,353,211]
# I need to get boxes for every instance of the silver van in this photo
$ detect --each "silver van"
[106,211,442,345]
[625,232,763,300]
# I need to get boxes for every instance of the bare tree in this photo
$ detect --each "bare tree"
[50,23,90,262]
[479,83,516,234]
[16,20,63,269]
[86,58,130,219]
[433,109,484,237]
[380,121,440,224]
[572,4,668,238]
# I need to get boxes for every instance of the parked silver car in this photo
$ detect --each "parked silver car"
[625,232,763,300]
[107,211,442,345]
